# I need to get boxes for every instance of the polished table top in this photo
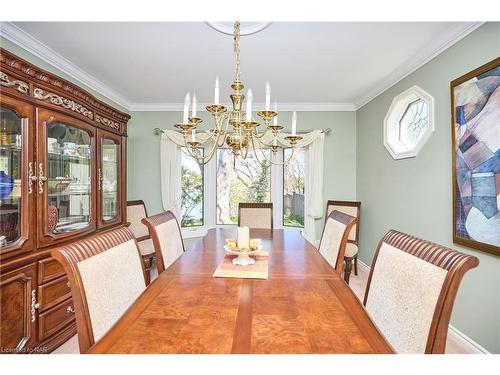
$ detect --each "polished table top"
[89,228,393,354]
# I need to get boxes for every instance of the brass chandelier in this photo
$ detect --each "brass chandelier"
[174,21,302,165]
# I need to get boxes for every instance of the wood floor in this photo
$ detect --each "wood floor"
[53,259,472,354]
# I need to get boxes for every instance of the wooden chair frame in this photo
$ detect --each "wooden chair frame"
[326,200,361,282]
[126,200,155,284]
[237,202,274,229]
[51,226,147,353]
[142,210,185,274]
[363,229,479,353]
[317,210,358,274]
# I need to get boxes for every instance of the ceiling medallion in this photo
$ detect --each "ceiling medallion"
[174,21,302,166]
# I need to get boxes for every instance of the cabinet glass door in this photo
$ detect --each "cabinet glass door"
[101,138,119,221]
[46,122,92,233]
[97,130,122,228]
[0,108,23,248]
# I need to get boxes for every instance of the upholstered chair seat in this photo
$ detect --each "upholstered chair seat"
[317,210,357,274]
[238,203,273,229]
[127,200,156,284]
[344,242,358,258]
[137,238,154,256]
[363,230,479,354]
[52,227,147,353]
[142,211,185,274]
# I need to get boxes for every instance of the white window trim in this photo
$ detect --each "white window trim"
[383,85,435,160]
[180,146,307,239]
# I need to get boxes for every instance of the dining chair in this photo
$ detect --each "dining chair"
[238,202,273,229]
[127,200,156,284]
[51,226,147,353]
[325,200,361,282]
[363,230,479,353]
[142,210,185,274]
[317,210,358,274]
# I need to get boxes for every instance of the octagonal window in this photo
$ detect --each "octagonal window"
[384,86,434,160]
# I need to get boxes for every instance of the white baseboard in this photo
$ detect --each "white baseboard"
[447,325,490,354]
[356,260,489,354]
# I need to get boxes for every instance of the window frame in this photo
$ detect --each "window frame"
[180,145,308,239]
[383,85,435,160]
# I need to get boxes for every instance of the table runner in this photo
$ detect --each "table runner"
[213,251,269,279]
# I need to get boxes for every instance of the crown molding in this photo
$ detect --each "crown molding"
[129,102,356,112]
[0,22,131,110]
[354,22,485,110]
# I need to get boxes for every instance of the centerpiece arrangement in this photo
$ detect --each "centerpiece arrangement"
[224,226,262,266]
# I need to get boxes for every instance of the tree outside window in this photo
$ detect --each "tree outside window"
[180,147,204,227]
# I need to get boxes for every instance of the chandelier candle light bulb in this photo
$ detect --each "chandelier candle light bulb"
[265,82,271,111]
[183,93,191,124]
[191,129,196,143]
[246,89,253,122]
[273,102,278,125]
[292,111,297,135]
[192,94,197,118]
[214,77,220,105]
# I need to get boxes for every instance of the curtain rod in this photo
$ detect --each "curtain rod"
[153,128,331,135]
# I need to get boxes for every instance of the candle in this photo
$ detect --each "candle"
[214,76,220,105]
[273,102,278,125]
[292,111,297,135]
[183,92,191,124]
[265,82,271,111]
[245,89,253,122]
[237,226,250,250]
[191,129,196,143]
[192,94,197,118]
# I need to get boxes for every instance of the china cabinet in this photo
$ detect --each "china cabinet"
[0,48,130,353]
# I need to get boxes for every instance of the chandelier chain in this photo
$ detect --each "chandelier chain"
[234,21,241,82]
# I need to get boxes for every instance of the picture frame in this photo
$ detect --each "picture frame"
[451,57,500,256]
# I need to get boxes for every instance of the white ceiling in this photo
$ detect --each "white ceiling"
[4,22,482,110]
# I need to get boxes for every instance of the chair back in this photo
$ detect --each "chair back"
[126,200,149,240]
[326,200,361,244]
[51,227,147,353]
[238,203,273,229]
[318,210,357,273]
[142,210,185,274]
[363,230,479,353]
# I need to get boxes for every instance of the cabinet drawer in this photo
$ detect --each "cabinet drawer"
[38,257,65,284]
[38,299,75,342]
[37,276,71,312]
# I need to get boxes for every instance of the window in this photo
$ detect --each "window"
[283,148,305,227]
[216,148,271,224]
[384,85,434,160]
[180,147,204,227]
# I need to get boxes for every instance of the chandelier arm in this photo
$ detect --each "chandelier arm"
[251,137,297,166]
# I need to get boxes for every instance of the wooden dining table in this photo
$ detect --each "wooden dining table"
[89,228,393,354]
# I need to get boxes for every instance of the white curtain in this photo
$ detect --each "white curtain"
[302,132,325,244]
[160,133,181,218]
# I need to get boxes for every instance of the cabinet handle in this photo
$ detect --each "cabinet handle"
[67,281,70,288]
[98,168,102,191]
[31,290,37,322]
[38,163,47,193]
[28,162,37,194]
[66,306,75,314]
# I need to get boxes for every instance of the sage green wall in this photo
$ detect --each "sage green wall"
[356,22,500,353]
[0,36,128,111]
[127,110,357,238]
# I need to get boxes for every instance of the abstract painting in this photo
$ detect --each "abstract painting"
[451,57,500,256]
